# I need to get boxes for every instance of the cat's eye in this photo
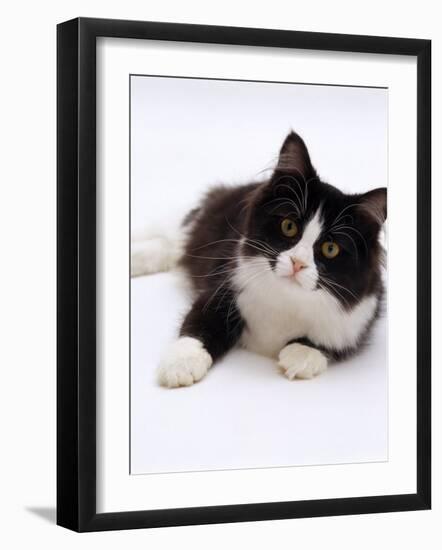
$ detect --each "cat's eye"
[321,241,340,259]
[280,218,298,238]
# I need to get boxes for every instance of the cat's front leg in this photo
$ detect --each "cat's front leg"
[278,339,328,380]
[157,289,244,388]
[157,336,213,388]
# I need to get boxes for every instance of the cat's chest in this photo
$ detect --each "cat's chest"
[235,277,319,357]
[233,267,377,358]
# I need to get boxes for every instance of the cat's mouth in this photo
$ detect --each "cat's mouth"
[280,269,317,292]
[274,255,317,291]
[292,274,310,289]
[280,271,309,287]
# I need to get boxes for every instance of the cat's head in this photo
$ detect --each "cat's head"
[243,131,386,307]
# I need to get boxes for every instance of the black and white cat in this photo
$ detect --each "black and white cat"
[132,131,386,388]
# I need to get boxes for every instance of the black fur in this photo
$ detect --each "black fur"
[180,288,244,361]
[179,131,386,362]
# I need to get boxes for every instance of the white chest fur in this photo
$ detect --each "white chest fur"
[233,258,378,358]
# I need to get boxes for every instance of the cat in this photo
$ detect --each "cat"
[132,131,386,388]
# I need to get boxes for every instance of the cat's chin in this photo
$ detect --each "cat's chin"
[274,262,318,292]
[277,274,317,293]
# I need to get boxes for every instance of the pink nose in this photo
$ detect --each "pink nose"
[291,258,307,274]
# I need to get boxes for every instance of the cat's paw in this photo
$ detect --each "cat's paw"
[157,337,213,388]
[278,343,327,380]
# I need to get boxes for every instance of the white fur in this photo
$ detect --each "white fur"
[131,225,186,277]
[274,209,323,290]
[233,256,378,358]
[157,336,213,388]
[278,343,328,379]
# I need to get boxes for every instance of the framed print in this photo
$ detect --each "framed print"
[57,17,431,532]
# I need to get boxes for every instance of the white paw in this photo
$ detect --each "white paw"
[278,343,327,380]
[157,337,213,388]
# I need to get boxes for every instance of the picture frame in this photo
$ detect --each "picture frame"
[57,17,431,532]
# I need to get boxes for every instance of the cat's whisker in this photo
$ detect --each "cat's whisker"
[274,182,304,215]
[234,196,256,218]
[202,274,233,312]
[244,235,279,253]
[333,214,354,226]
[243,240,278,257]
[288,174,308,214]
[332,224,366,238]
[331,224,368,254]
[320,275,358,301]
[189,238,242,251]
[331,231,359,262]
[274,170,307,186]
[201,258,271,311]
[281,181,305,213]
[189,266,238,279]
[235,266,273,293]
[190,257,267,279]
[263,196,299,209]
[225,220,269,252]
[318,283,348,312]
[273,171,315,214]
[186,251,264,262]
[241,242,277,257]
[320,275,350,295]
[268,199,302,219]
[304,178,309,213]
[330,203,360,229]
[224,218,278,258]
[318,280,349,310]
[190,234,277,260]
[186,253,241,261]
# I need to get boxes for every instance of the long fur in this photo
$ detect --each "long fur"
[133,131,387,387]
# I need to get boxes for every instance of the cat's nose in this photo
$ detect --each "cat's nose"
[290,257,307,274]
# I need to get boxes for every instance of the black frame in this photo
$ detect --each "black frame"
[57,17,431,532]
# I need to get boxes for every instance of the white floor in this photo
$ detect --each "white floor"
[131,271,388,475]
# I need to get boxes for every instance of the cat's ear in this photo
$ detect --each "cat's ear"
[358,188,387,225]
[275,131,315,178]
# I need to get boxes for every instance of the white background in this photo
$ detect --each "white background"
[0,1,439,549]
[131,76,388,232]
[130,77,389,474]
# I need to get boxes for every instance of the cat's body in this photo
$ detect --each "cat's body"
[132,132,386,387]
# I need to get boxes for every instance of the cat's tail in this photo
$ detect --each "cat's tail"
[131,223,187,277]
